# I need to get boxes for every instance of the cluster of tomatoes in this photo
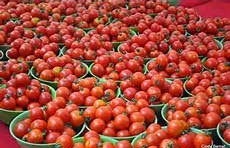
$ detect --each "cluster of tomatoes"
[0,0,230,148]
[0,73,53,110]
[164,91,230,129]
[134,121,213,148]
[147,50,203,79]
[13,104,84,144]
[121,73,183,106]
[91,52,145,81]
[32,55,87,81]
[86,97,156,137]
[64,32,114,61]
[63,131,133,148]
[56,77,118,106]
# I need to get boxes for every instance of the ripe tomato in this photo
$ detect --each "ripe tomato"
[56,135,74,148]
[26,129,43,144]
[167,120,187,138]
[70,110,84,127]
[13,121,30,138]
[90,118,106,133]
[46,132,61,143]
[203,112,221,128]
[114,114,130,130]
[194,133,212,148]
[47,116,64,132]
[116,140,132,148]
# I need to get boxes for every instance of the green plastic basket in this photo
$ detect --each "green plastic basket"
[85,115,157,141]
[9,110,85,148]
[0,84,56,125]
[73,135,118,145]
[217,116,230,147]
[30,62,88,89]
[161,98,217,138]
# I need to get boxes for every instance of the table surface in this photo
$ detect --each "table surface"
[1,0,230,147]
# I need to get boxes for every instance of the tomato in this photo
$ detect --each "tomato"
[56,135,74,148]
[102,127,116,137]
[116,140,132,148]
[47,116,64,132]
[167,120,187,138]
[223,129,230,143]
[159,139,179,148]
[95,106,112,122]
[140,107,155,123]
[169,83,183,97]
[130,112,145,123]
[123,87,137,100]
[194,133,212,148]
[156,54,168,69]
[46,132,61,144]
[29,107,45,121]
[13,121,30,138]
[85,137,100,148]
[146,123,161,135]
[56,87,70,99]
[26,129,43,144]
[70,110,84,127]
[1,95,16,110]
[129,122,145,136]
[62,126,76,137]
[92,64,105,77]
[114,114,130,130]
[172,110,187,121]
[178,133,195,148]
[69,92,84,106]
[90,118,106,133]
[91,86,104,99]
[84,131,100,142]
[134,138,148,148]
[30,119,47,131]
[203,112,221,128]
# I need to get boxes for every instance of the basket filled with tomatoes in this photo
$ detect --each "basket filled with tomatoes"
[131,121,213,148]
[89,53,145,83]
[217,116,230,147]
[146,49,204,81]
[10,104,86,148]
[201,41,229,71]
[60,33,115,66]
[161,93,230,138]
[84,97,157,141]
[30,56,88,89]
[184,70,229,97]
[186,18,230,41]
[88,21,137,49]
[55,77,121,108]
[120,71,184,117]
[0,73,56,125]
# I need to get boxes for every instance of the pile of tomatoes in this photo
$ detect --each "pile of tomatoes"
[0,0,230,148]
[134,121,213,148]
[13,104,84,144]
[0,73,54,110]
[86,97,156,137]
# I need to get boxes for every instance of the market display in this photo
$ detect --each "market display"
[0,0,230,148]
